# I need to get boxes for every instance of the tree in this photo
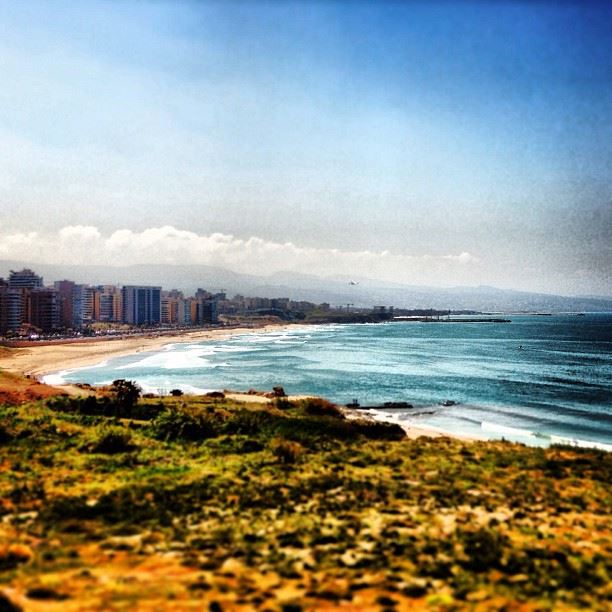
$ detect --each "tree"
[110,379,141,418]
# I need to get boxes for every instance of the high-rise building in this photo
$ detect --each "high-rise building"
[54,280,76,329]
[98,285,122,322]
[29,289,60,332]
[72,284,86,328]
[8,269,43,290]
[162,295,181,324]
[121,286,161,326]
[0,282,23,334]
[195,288,212,300]
[198,299,219,324]
[7,269,45,329]
[178,297,197,326]
[82,286,100,323]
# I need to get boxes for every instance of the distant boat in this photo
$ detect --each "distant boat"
[441,400,457,407]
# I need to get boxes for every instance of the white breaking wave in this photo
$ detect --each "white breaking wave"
[549,435,612,452]
[116,348,219,370]
[481,421,542,440]
[42,371,70,385]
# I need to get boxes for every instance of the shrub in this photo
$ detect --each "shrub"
[0,423,13,445]
[270,438,303,464]
[275,397,293,410]
[298,398,345,419]
[223,409,277,436]
[350,419,406,441]
[239,439,264,453]
[150,407,218,442]
[272,386,287,397]
[459,528,507,572]
[90,426,134,454]
[0,543,34,571]
[48,395,161,421]
[273,415,405,446]
[110,379,141,414]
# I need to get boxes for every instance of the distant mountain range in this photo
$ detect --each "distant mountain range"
[1,260,611,313]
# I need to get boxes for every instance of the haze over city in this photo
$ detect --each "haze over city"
[1,1,610,295]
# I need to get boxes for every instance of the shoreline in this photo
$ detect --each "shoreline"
[0,322,298,379]
[0,322,467,443]
[11,322,605,449]
[342,407,480,442]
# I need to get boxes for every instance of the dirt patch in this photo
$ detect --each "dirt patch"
[0,370,68,405]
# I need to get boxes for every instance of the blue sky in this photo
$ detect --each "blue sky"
[0,1,610,294]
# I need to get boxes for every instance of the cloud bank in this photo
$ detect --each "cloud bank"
[0,225,480,286]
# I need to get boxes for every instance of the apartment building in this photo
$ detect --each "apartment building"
[121,285,162,326]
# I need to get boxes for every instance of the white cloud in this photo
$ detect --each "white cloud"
[0,225,480,285]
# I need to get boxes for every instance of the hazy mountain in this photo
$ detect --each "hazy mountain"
[1,260,611,313]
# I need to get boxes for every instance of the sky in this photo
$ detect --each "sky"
[0,0,610,295]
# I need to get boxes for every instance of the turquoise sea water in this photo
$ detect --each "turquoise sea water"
[52,315,612,449]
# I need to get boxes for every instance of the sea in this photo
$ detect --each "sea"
[48,314,612,451]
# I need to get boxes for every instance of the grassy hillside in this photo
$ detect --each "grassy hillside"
[0,393,610,610]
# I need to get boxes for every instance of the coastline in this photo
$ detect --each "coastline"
[0,322,296,379]
[2,323,607,450]
[0,322,468,443]
[342,406,479,442]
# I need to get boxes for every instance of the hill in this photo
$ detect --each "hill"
[1,260,611,312]
[0,389,610,609]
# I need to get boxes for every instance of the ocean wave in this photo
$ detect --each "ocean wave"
[481,421,546,440]
[549,435,612,452]
[479,422,611,451]
[42,371,70,385]
[542,376,605,388]
[117,349,214,370]
[44,358,112,384]
[135,381,211,396]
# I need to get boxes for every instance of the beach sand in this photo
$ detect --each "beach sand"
[0,323,294,379]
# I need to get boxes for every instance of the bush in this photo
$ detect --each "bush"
[270,438,303,464]
[90,426,134,454]
[275,397,293,410]
[110,380,141,416]
[350,419,406,441]
[0,423,13,445]
[170,389,183,397]
[298,398,345,419]
[459,528,507,572]
[223,409,278,436]
[150,407,219,442]
[47,395,161,421]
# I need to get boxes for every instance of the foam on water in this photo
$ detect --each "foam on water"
[42,371,70,385]
[117,349,214,370]
[549,436,612,452]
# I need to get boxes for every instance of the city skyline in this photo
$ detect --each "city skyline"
[1,1,610,296]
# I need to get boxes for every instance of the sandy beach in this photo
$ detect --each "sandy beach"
[0,323,294,379]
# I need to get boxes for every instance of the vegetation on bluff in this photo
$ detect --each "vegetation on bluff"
[0,388,610,610]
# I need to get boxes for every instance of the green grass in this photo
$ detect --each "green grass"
[0,396,611,610]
